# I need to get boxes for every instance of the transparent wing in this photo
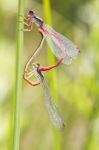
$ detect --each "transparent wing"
[32,65,65,131]
[43,24,79,64]
[42,80,65,131]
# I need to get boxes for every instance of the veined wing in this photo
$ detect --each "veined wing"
[43,24,79,64]
[42,79,65,131]
[32,64,65,131]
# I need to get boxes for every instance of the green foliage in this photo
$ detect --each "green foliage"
[0,0,99,150]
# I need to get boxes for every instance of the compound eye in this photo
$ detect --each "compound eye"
[28,10,34,16]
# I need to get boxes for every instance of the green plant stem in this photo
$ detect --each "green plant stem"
[42,0,61,150]
[12,0,24,150]
[42,0,56,91]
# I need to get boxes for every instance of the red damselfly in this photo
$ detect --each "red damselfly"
[25,63,65,131]
[23,10,79,74]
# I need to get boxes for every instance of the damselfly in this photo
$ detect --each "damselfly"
[25,63,65,131]
[23,10,79,73]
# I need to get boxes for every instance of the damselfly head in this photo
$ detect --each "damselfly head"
[31,63,40,68]
[27,10,35,18]
[26,10,43,27]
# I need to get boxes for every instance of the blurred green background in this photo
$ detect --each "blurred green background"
[0,0,99,150]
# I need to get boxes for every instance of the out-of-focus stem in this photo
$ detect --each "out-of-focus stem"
[42,0,61,150]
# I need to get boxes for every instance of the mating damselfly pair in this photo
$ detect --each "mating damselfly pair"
[23,10,79,130]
